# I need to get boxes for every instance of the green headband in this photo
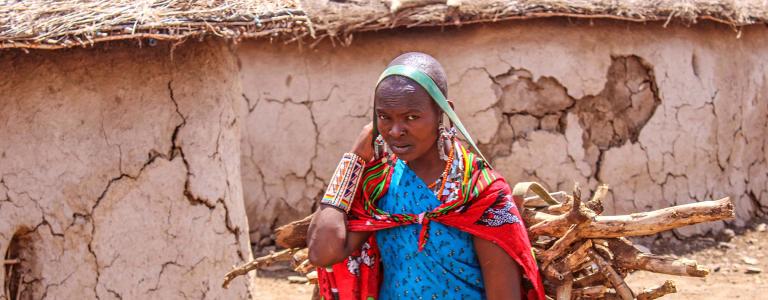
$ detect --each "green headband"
[374,64,491,168]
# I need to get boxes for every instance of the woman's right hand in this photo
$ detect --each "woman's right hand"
[350,122,375,162]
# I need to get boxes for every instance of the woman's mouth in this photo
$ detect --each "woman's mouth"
[390,144,412,154]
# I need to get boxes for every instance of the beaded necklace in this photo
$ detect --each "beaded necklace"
[426,143,455,199]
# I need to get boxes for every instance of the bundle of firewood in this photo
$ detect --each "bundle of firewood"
[223,182,734,300]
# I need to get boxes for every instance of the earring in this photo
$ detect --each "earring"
[437,120,454,161]
[374,134,391,160]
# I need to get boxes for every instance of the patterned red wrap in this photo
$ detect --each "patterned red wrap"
[316,147,545,300]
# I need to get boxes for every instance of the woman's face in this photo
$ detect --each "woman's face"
[374,77,441,162]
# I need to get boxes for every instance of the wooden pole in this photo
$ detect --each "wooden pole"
[636,280,677,300]
[528,198,733,238]
[275,214,314,248]
[554,273,573,300]
[222,248,300,288]
[588,249,634,300]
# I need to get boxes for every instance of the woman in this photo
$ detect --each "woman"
[307,52,544,300]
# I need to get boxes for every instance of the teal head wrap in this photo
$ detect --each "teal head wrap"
[373,64,491,168]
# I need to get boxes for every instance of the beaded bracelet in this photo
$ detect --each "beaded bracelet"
[321,152,366,212]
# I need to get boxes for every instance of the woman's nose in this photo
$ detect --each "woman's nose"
[389,122,406,137]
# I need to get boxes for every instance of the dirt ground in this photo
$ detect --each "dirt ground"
[251,220,767,300]
[627,220,768,300]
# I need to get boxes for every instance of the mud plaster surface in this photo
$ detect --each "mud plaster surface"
[0,41,252,299]
[238,19,768,243]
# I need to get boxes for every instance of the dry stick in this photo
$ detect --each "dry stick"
[5,263,13,298]
[292,248,309,265]
[564,240,594,270]
[275,214,314,248]
[294,259,314,274]
[554,273,573,300]
[306,270,318,284]
[636,280,677,300]
[588,249,634,300]
[291,248,314,274]
[623,253,709,277]
[572,285,607,298]
[528,197,734,238]
[541,259,570,288]
[586,184,608,214]
[593,243,615,261]
[539,224,583,268]
[539,185,596,266]
[15,274,22,300]
[607,238,709,277]
[3,259,20,265]
[573,271,606,288]
[222,248,300,288]
[528,184,595,238]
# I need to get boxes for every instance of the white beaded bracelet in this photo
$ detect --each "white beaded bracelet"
[321,152,365,212]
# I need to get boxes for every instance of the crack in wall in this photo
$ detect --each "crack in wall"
[241,84,339,244]
[3,42,252,299]
[486,56,660,177]
[75,78,245,299]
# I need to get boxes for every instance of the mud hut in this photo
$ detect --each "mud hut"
[0,1,308,298]
[238,0,768,246]
[2,0,768,299]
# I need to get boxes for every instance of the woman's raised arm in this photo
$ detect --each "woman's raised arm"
[307,123,375,267]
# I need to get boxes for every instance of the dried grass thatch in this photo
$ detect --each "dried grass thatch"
[307,0,768,46]
[2,0,767,50]
[0,0,311,50]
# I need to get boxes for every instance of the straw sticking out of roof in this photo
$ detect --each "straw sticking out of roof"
[1,0,767,50]
[307,0,768,46]
[0,0,310,49]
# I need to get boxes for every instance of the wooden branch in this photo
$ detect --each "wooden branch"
[588,249,634,300]
[241,181,729,299]
[529,184,597,238]
[294,259,314,274]
[528,198,733,238]
[539,223,585,267]
[292,248,309,266]
[306,270,318,284]
[275,213,314,248]
[586,184,608,214]
[624,254,709,277]
[3,259,20,265]
[521,209,558,226]
[541,260,570,285]
[554,273,573,300]
[636,280,677,300]
[608,238,709,277]
[573,285,607,298]
[564,240,593,270]
[573,271,605,288]
[222,248,300,288]
[538,225,577,265]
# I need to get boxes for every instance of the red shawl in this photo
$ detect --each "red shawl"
[317,151,545,300]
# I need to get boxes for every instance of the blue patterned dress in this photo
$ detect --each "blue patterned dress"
[375,159,485,300]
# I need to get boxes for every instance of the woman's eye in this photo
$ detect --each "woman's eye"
[407,115,419,120]
[378,114,388,120]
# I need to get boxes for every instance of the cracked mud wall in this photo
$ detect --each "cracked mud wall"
[0,41,252,299]
[238,19,768,243]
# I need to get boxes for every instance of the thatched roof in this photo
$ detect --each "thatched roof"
[2,0,766,50]
[0,0,309,50]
